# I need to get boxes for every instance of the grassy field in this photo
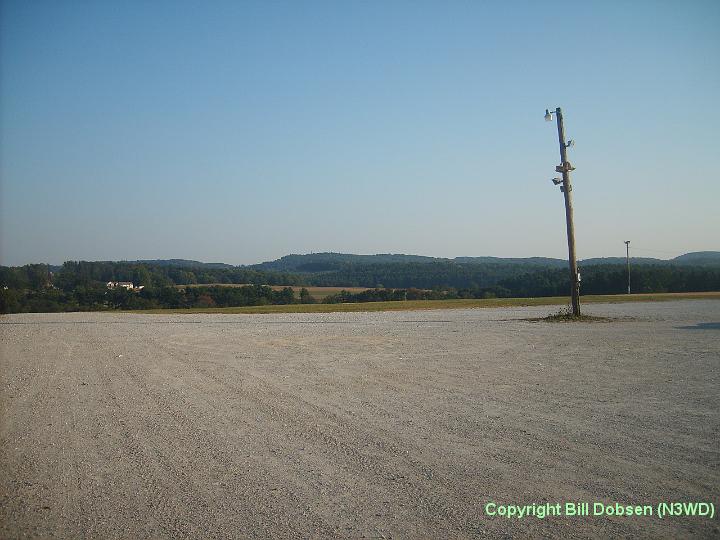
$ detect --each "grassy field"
[179,284,370,300]
[134,291,720,314]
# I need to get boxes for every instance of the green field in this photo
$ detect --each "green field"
[179,284,370,300]
[134,291,720,314]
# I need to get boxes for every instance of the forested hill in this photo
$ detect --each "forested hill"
[249,251,720,272]
[248,253,440,272]
[672,251,720,265]
[453,256,566,266]
[135,259,234,269]
[249,253,570,272]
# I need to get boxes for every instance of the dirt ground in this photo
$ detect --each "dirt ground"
[1,300,718,539]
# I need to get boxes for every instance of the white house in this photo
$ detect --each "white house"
[106,281,135,290]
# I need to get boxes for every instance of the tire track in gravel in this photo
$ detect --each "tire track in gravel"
[150,321,719,539]
[93,344,339,539]
[2,336,93,539]
[150,334,507,537]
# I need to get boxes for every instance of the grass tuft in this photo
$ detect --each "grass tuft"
[535,306,613,323]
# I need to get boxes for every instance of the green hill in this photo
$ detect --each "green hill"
[248,251,720,273]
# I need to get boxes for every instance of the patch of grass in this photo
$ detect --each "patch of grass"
[127,291,719,315]
[177,284,372,300]
[531,306,614,323]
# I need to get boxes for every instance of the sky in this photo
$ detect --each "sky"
[1,0,719,266]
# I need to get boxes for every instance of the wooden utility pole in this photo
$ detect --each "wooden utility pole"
[549,107,581,316]
[624,240,631,294]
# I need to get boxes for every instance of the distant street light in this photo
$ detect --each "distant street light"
[624,240,631,294]
[545,107,581,316]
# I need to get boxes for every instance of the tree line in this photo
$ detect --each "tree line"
[1,260,719,313]
[53,260,303,289]
[307,261,547,289]
[0,262,305,313]
[305,261,720,294]
[0,282,310,313]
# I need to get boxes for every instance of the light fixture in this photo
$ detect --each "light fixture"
[566,139,575,148]
[544,109,553,122]
[551,178,562,185]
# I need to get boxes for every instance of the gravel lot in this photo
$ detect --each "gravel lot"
[1,300,719,539]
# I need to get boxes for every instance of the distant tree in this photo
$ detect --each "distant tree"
[406,288,424,300]
[133,266,152,287]
[0,288,22,313]
[26,264,51,290]
[274,287,296,305]
[299,288,317,304]
[196,294,216,308]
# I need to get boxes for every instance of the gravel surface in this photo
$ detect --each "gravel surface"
[1,300,719,539]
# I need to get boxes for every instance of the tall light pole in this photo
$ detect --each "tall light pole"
[546,107,580,316]
[624,240,631,294]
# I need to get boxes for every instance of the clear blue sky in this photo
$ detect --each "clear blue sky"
[1,0,718,266]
